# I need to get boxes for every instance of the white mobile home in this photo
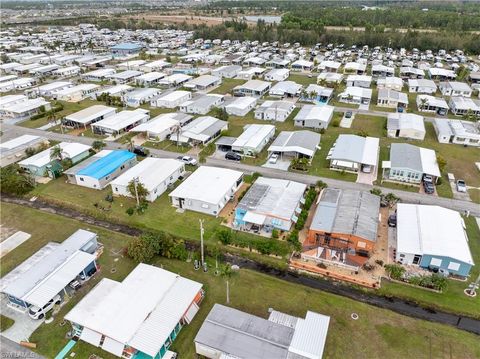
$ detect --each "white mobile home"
[91,109,150,136]
[387,113,425,140]
[123,88,162,108]
[294,104,334,130]
[130,112,193,141]
[216,124,275,156]
[224,96,257,116]
[169,166,243,216]
[179,94,224,115]
[63,105,117,129]
[56,84,99,102]
[110,158,185,202]
[151,90,192,109]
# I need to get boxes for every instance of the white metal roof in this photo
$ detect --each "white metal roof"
[92,109,149,132]
[1,229,97,306]
[169,166,243,205]
[288,311,330,359]
[157,90,191,102]
[0,134,41,151]
[65,264,202,357]
[131,113,180,135]
[2,98,49,114]
[330,135,379,166]
[110,158,183,192]
[233,124,274,149]
[397,204,474,264]
[18,142,91,168]
[65,105,117,124]
[225,96,257,110]
[24,251,95,308]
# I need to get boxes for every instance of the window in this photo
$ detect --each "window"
[201,203,209,209]
[120,165,125,170]
[430,257,442,267]
[399,254,405,258]
[115,187,118,192]
[447,262,460,271]
[80,177,84,182]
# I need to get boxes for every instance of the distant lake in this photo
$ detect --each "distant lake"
[244,15,282,24]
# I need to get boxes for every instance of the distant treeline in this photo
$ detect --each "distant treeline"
[192,20,480,54]
[205,1,480,31]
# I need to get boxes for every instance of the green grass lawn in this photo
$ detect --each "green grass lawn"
[143,140,191,153]
[378,216,480,319]
[209,78,246,95]
[287,73,317,86]
[29,177,290,261]
[3,203,479,359]
[468,188,480,204]
[0,315,14,331]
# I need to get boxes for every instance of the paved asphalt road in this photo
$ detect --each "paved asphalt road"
[2,123,479,217]
[0,336,45,359]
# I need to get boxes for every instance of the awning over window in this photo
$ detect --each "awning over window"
[184,302,200,324]
[243,211,266,225]
[80,328,102,347]
[102,337,125,357]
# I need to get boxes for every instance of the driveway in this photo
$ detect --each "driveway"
[448,179,472,201]
[0,296,44,343]
[262,158,291,171]
[356,168,377,185]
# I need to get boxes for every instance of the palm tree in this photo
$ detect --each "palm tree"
[220,263,237,304]
[50,145,63,162]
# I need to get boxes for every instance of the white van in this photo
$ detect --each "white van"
[28,294,62,320]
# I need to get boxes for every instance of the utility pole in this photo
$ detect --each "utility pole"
[133,176,140,207]
[199,219,205,267]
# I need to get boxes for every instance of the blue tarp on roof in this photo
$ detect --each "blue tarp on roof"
[77,150,135,179]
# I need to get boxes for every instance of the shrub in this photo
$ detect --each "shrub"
[126,207,135,216]
[217,229,233,244]
[271,229,279,239]
[127,236,155,263]
[0,164,35,195]
[375,259,384,266]
[384,264,405,280]
[316,180,327,190]
[332,118,340,127]
[370,188,382,196]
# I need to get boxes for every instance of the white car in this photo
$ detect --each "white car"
[456,180,467,193]
[178,156,198,166]
[269,153,279,164]
[28,294,62,320]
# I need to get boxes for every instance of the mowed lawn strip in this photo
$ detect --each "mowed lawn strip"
[2,203,479,359]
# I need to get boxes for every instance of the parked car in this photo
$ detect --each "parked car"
[225,151,241,161]
[423,180,435,194]
[361,164,372,173]
[133,145,149,157]
[456,180,467,193]
[68,280,81,290]
[343,111,353,120]
[177,155,198,166]
[269,153,279,164]
[388,214,397,227]
[28,294,62,320]
[423,174,434,183]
